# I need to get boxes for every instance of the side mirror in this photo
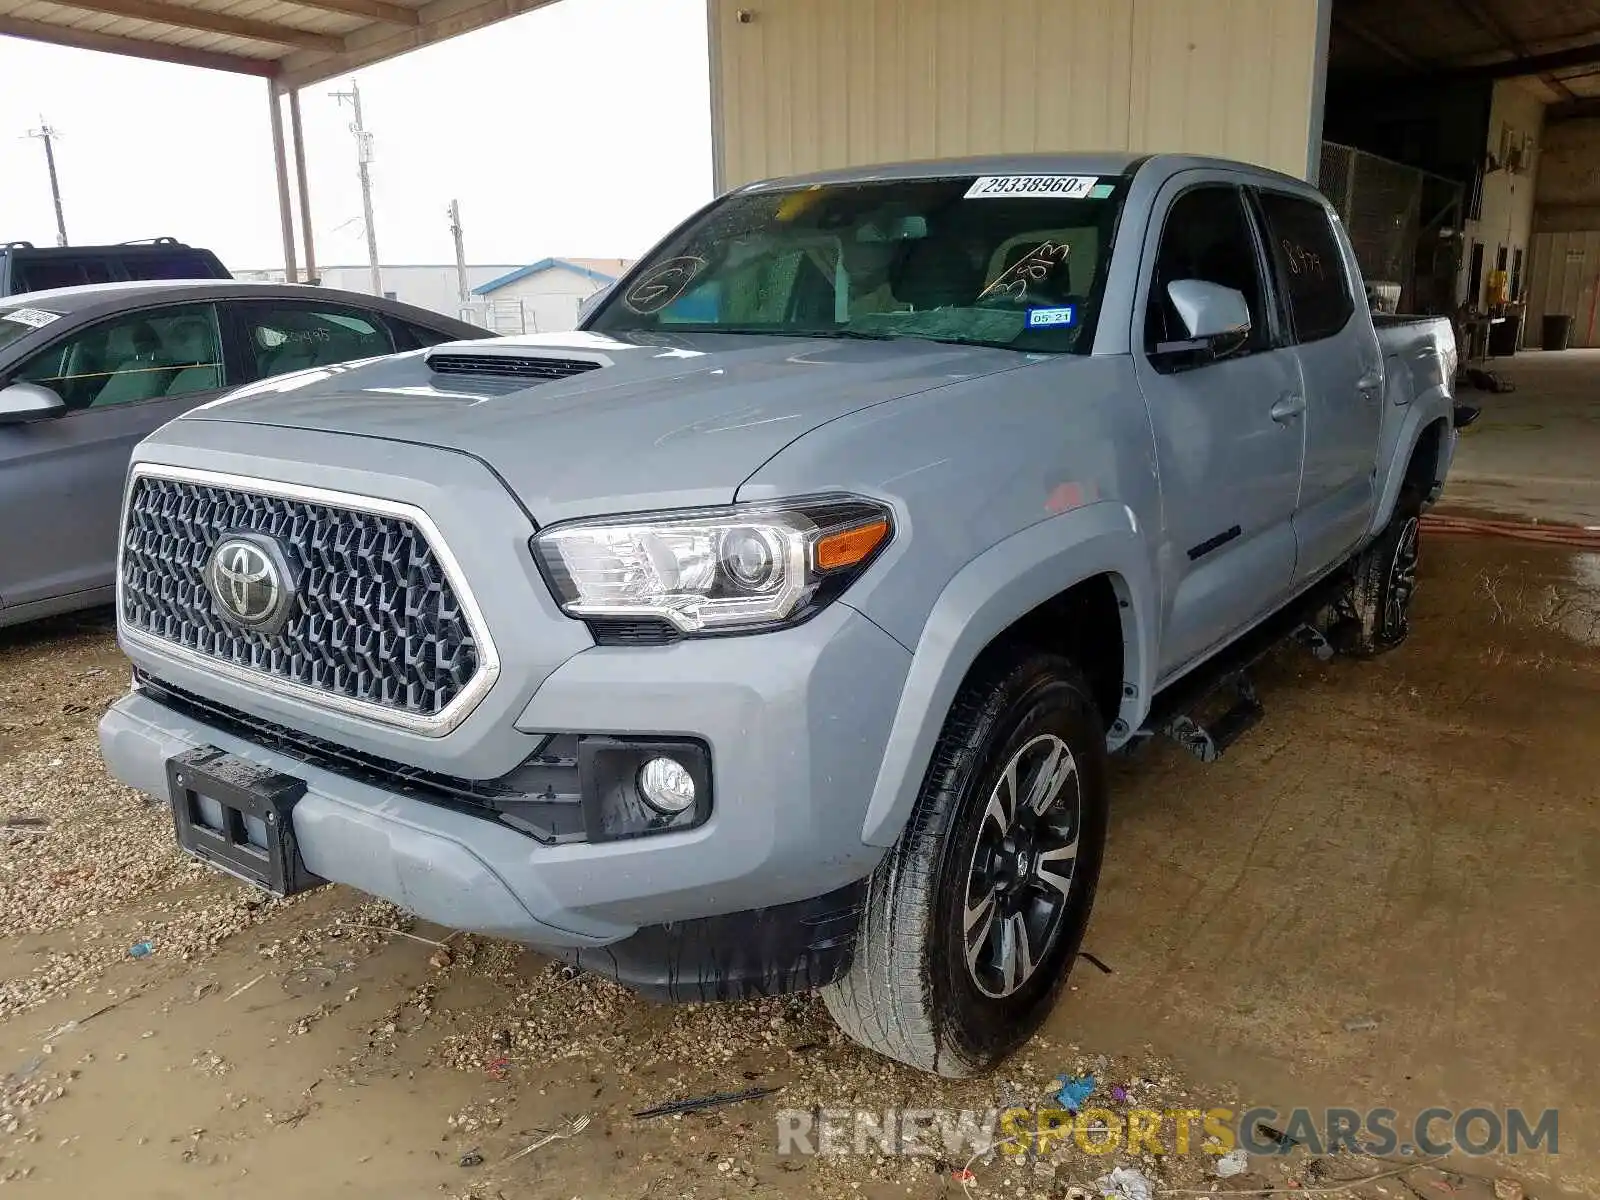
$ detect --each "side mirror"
[0,381,66,424]
[1156,280,1252,362]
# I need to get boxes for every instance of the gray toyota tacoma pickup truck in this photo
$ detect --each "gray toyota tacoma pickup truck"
[99,154,1466,1077]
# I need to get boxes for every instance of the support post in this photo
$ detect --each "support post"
[289,89,317,284]
[268,81,298,283]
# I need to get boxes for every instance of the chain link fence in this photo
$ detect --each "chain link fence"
[1319,142,1462,314]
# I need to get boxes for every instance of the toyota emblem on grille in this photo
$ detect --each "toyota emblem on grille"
[203,534,297,636]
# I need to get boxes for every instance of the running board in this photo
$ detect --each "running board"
[1163,676,1262,763]
[1140,571,1349,762]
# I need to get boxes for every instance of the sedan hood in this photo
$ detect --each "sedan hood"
[183,330,1033,523]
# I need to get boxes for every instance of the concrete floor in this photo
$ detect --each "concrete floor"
[1446,349,1600,526]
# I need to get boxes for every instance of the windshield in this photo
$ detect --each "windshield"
[588,173,1128,353]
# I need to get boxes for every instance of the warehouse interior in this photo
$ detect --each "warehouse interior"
[1318,0,1600,527]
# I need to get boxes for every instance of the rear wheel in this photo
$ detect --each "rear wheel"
[1333,494,1422,657]
[823,652,1108,1077]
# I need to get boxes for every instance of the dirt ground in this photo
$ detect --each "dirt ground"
[2,531,1596,1200]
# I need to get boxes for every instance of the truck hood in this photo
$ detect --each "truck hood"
[184,330,1034,522]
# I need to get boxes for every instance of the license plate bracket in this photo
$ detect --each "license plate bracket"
[167,746,324,896]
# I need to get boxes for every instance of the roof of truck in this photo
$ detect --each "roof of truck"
[739,152,1313,193]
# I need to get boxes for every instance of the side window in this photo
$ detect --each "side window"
[236,304,395,381]
[1144,186,1270,356]
[13,304,223,410]
[1256,192,1353,342]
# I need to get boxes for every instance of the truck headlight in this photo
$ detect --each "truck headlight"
[533,496,892,635]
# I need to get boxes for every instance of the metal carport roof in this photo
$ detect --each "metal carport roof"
[0,0,567,280]
[0,0,560,89]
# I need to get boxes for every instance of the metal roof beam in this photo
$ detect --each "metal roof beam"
[273,0,558,89]
[280,0,418,28]
[1448,0,1577,100]
[46,0,344,52]
[1439,39,1600,83]
[0,12,277,73]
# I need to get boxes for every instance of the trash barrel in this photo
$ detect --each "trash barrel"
[1541,314,1575,351]
[1489,313,1522,357]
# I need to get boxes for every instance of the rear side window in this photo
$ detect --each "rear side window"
[1256,192,1353,342]
[11,258,112,292]
[130,251,227,281]
[234,303,395,381]
[9,250,224,292]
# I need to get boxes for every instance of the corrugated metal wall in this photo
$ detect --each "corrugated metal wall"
[709,0,1324,189]
[1528,231,1600,349]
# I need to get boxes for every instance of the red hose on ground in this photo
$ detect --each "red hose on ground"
[1423,511,1600,551]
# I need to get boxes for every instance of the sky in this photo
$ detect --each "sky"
[0,0,714,271]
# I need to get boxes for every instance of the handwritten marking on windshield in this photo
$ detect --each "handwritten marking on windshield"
[624,256,708,313]
[977,242,1070,303]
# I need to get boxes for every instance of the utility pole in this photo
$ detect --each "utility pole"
[25,118,68,246]
[330,80,381,295]
[448,199,469,305]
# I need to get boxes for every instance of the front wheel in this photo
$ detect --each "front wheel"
[823,652,1108,1077]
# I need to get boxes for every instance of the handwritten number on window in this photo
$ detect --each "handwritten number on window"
[1280,239,1324,282]
[978,242,1070,303]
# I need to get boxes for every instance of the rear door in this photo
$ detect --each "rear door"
[1131,176,1308,679]
[1253,189,1384,583]
[0,303,227,611]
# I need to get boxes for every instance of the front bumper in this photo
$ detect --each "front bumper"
[100,601,909,950]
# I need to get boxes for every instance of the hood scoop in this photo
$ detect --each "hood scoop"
[425,348,608,382]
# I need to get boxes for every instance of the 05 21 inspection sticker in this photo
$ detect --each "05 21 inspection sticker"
[1,307,62,329]
[965,175,1100,200]
[1026,306,1077,329]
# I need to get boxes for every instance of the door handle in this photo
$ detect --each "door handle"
[1357,366,1384,391]
[1270,392,1306,423]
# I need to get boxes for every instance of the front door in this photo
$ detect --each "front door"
[1253,188,1385,582]
[1131,179,1308,681]
[0,303,227,612]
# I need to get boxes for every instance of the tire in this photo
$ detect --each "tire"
[1332,493,1423,658]
[823,651,1109,1077]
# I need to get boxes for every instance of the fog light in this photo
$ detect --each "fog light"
[638,756,696,814]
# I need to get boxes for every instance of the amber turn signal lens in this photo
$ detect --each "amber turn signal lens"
[814,518,889,571]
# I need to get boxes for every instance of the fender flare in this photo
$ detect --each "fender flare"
[1370,397,1453,536]
[857,501,1156,847]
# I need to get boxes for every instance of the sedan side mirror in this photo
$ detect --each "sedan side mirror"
[0,381,66,424]
[1157,279,1252,361]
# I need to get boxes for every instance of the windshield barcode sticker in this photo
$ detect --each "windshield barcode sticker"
[965,175,1100,200]
[1,307,61,329]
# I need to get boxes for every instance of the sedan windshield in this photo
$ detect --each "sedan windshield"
[589,173,1128,353]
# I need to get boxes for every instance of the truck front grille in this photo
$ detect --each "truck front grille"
[120,474,482,723]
